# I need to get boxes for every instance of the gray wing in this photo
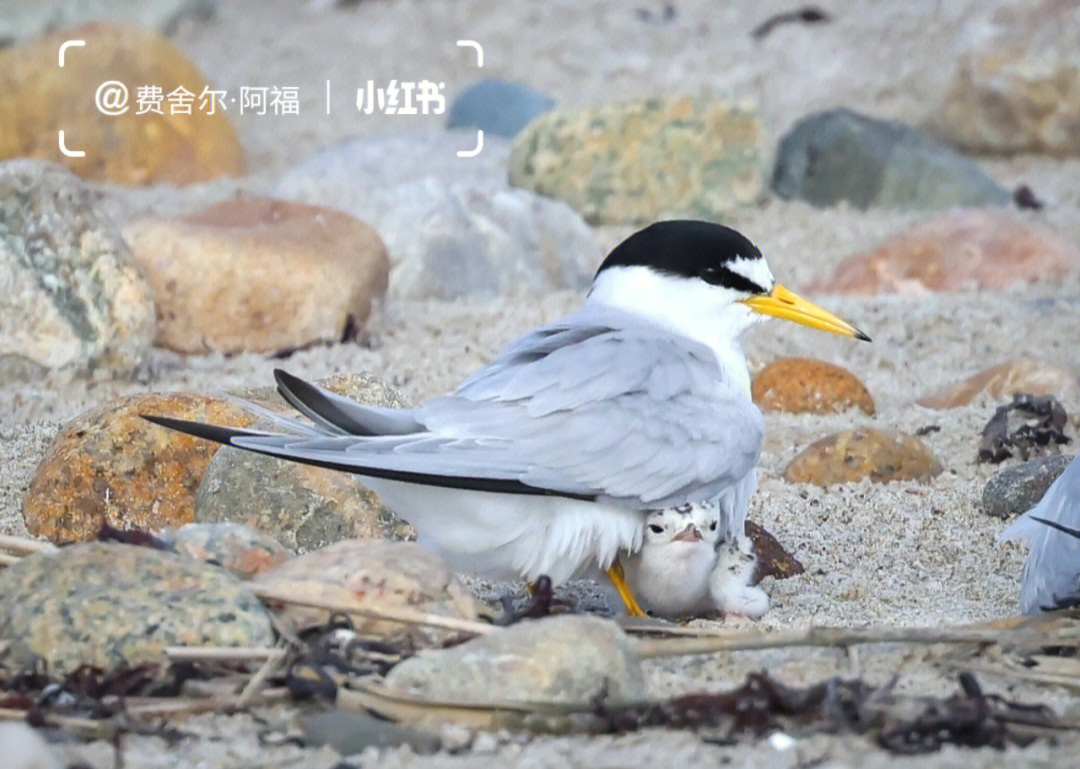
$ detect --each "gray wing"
[999,454,1080,614]
[219,307,762,508]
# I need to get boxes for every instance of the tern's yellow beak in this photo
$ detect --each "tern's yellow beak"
[742,285,871,341]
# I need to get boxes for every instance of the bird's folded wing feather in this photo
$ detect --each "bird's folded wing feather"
[227,310,762,508]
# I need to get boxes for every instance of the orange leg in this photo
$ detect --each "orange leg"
[607,558,647,617]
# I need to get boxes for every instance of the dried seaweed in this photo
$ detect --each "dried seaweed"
[92,523,171,551]
[978,394,1070,463]
[596,671,1054,753]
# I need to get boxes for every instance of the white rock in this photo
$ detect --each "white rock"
[0,723,61,769]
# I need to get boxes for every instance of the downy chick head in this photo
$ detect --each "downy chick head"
[622,502,722,618]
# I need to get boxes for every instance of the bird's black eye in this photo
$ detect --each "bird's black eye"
[709,521,717,530]
[700,266,723,285]
[649,524,664,534]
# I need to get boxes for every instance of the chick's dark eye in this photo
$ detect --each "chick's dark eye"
[649,524,664,534]
[709,522,717,530]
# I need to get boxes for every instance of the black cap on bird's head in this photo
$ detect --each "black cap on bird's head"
[596,220,768,295]
[593,220,870,342]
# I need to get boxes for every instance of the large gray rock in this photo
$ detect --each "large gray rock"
[772,108,1011,210]
[0,160,155,379]
[983,454,1073,520]
[930,2,1080,156]
[196,372,414,551]
[0,542,273,675]
[384,615,645,705]
[274,131,602,300]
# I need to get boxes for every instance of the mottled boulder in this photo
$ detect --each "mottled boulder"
[447,78,554,138]
[509,97,769,224]
[983,455,1073,520]
[784,427,943,486]
[274,132,601,300]
[0,160,155,378]
[772,108,1010,210]
[930,2,1080,155]
[22,392,254,543]
[195,449,395,553]
[0,22,244,184]
[918,358,1080,409]
[0,542,273,675]
[384,615,644,705]
[197,371,415,550]
[157,522,290,578]
[810,211,1080,295]
[752,358,874,415]
[123,198,389,354]
[253,540,483,645]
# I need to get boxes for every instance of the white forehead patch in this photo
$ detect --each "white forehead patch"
[726,255,775,293]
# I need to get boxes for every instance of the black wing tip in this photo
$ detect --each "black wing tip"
[274,368,321,405]
[140,414,251,446]
[1030,515,1080,540]
[273,368,297,386]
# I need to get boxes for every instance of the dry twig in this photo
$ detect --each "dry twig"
[251,583,494,636]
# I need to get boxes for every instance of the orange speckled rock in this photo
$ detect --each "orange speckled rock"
[753,358,875,415]
[784,427,943,486]
[917,357,1080,409]
[0,22,244,185]
[22,392,255,543]
[123,198,389,354]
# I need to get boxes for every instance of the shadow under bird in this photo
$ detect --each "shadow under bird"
[145,220,869,616]
[999,453,1080,613]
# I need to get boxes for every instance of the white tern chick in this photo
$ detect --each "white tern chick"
[710,535,769,619]
[621,502,722,618]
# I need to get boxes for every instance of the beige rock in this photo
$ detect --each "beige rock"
[0,22,244,184]
[918,358,1080,409]
[22,392,255,543]
[254,540,483,646]
[784,427,944,486]
[753,358,875,415]
[124,198,389,354]
[509,97,768,224]
[384,615,644,706]
[930,2,1080,155]
[810,210,1080,294]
